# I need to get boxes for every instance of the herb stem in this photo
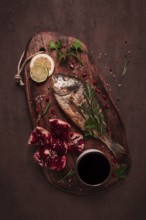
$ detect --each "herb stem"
[122,59,130,77]
[79,84,105,137]
[59,169,75,181]
[37,102,50,123]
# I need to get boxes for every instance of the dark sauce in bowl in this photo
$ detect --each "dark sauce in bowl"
[77,151,111,186]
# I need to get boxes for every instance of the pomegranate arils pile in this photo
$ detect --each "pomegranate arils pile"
[28,119,84,171]
[51,137,67,156]
[47,155,66,171]
[68,132,84,154]
[34,149,66,171]
[28,127,51,147]
[49,119,70,141]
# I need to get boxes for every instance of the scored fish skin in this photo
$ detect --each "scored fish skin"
[51,74,126,161]
[54,94,86,130]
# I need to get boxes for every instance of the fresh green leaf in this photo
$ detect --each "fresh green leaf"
[115,165,128,179]
[71,40,83,52]
[49,40,62,51]
[84,129,94,138]
[49,40,57,50]
[56,40,62,49]
[58,53,66,61]
[85,118,96,129]
[49,39,84,65]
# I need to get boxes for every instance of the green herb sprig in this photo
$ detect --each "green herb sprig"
[37,102,50,123]
[80,84,105,137]
[40,102,50,118]
[59,169,75,182]
[115,165,128,179]
[49,39,84,65]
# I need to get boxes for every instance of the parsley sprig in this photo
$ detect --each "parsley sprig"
[49,39,84,65]
[80,84,105,137]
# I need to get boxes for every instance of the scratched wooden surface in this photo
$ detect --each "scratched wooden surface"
[0,0,146,219]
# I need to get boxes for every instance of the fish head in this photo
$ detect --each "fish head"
[51,74,83,96]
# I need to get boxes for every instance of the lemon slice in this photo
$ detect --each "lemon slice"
[30,54,54,77]
[30,64,48,83]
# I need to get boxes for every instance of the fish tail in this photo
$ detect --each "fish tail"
[101,136,126,161]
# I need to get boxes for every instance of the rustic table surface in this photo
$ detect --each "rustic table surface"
[1,0,146,220]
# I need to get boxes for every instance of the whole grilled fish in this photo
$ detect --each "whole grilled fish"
[51,74,126,161]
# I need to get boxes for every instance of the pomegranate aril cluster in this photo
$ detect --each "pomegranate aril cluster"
[49,119,70,141]
[28,119,84,171]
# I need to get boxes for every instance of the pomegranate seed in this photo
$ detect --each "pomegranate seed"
[35,107,39,114]
[105,104,109,109]
[102,94,107,100]
[50,119,70,141]
[93,80,97,85]
[82,72,87,77]
[69,133,74,138]
[45,96,49,102]
[50,109,56,115]
[63,43,67,48]
[95,88,100,93]
[112,158,117,163]
[31,137,36,144]
[70,64,74,69]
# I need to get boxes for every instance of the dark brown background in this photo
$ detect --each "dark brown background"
[0,0,146,219]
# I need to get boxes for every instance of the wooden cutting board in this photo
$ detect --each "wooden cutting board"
[22,32,130,195]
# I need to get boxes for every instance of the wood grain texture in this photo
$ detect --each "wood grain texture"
[23,32,130,194]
